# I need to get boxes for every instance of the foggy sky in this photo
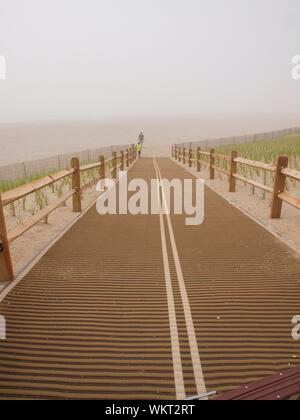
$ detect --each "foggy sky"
[0,0,300,123]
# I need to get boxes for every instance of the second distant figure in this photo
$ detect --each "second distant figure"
[138,132,144,145]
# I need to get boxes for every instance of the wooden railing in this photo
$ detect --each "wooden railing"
[0,146,137,283]
[215,365,300,400]
[172,145,300,219]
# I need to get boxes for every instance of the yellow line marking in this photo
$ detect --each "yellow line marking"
[154,163,186,400]
[154,158,207,397]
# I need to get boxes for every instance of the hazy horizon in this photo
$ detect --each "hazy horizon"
[0,113,299,164]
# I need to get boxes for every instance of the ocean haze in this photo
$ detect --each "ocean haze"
[0,114,299,164]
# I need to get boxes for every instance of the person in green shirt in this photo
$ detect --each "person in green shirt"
[136,142,142,158]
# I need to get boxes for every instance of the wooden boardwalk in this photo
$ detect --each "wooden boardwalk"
[0,157,300,399]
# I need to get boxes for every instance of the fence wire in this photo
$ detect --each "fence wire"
[176,127,300,151]
[0,144,133,182]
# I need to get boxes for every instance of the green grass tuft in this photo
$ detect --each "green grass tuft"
[215,133,300,169]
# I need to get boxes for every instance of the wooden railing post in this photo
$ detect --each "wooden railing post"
[131,146,135,163]
[126,149,129,167]
[121,151,125,171]
[175,146,178,160]
[197,147,201,172]
[229,151,238,192]
[271,156,289,219]
[99,155,106,180]
[172,146,174,158]
[179,148,182,163]
[183,147,186,165]
[112,152,117,179]
[71,157,82,213]
[210,149,215,180]
[189,149,192,167]
[0,194,14,282]
[129,148,132,165]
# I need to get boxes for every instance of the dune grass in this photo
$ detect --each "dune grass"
[215,133,300,169]
[189,132,300,198]
[0,171,57,194]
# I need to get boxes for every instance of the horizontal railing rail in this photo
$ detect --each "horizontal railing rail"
[172,144,300,219]
[0,146,137,283]
[8,190,75,244]
[234,157,276,172]
[281,168,300,181]
[1,169,75,207]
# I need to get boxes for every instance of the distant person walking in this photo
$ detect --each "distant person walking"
[138,132,145,145]
[136,142,142,158]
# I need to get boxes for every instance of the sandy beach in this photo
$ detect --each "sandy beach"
[1,114,300,164]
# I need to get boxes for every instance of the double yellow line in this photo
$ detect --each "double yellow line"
[153,158,206,400]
